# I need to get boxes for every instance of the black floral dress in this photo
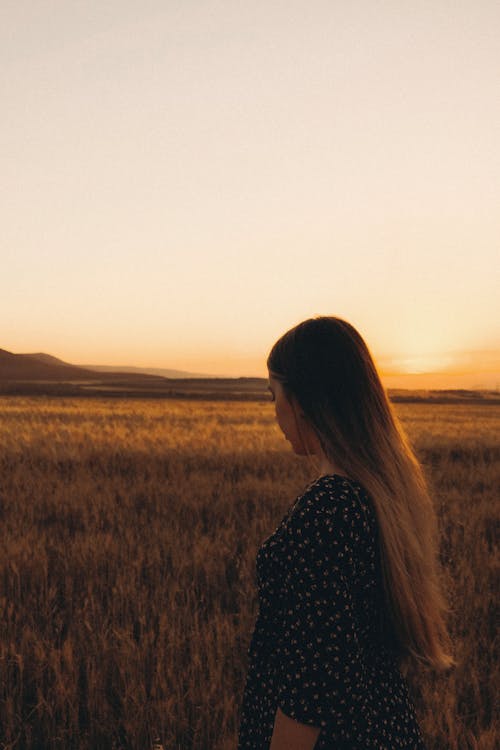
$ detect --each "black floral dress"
[237,474,427,749]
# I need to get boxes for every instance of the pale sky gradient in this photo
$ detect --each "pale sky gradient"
[2,1,499,387]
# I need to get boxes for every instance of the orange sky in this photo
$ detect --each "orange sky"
[1,1,499,389]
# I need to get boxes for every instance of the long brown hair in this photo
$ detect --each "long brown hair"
[267,316,456,673]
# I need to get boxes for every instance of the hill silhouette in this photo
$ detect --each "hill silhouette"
[21,352,76,368]
[0,349,166,383]
[20,353,212,379]
[0,348,265,398]
[0,349,100,381]
[79,364,213,379]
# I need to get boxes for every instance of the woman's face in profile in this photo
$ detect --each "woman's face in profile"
[268,371,343,476]
[268,373,310,456]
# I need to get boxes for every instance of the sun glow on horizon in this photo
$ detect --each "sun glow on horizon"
[387,353,458,376]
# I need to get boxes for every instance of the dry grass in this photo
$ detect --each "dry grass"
[0,397,498,749]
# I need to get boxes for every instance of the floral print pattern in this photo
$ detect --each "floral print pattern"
[237,475,427,749]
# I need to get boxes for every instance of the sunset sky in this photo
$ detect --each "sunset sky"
[2,1,499,388]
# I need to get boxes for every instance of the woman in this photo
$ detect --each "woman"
[237,316,455,750]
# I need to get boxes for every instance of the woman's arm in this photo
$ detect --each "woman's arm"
[269,707,321,750]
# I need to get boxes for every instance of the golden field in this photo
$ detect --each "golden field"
[0,396,498,749]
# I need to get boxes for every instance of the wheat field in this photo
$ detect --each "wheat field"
[0,396,498,749]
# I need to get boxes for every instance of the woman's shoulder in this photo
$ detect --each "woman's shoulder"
[288,474,378,541]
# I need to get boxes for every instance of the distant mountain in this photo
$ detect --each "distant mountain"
[0,349,103,381]
[20,353,212,379]
[22,352,213,378]
[21,352,77,368]
[0,349,167,382]
[81,364,216,379]
[0,348,224,382]
[23,354,210,379]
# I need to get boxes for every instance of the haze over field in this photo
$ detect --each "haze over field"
[1,1,499,387]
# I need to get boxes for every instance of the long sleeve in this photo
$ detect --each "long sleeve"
[275,495,367,732]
